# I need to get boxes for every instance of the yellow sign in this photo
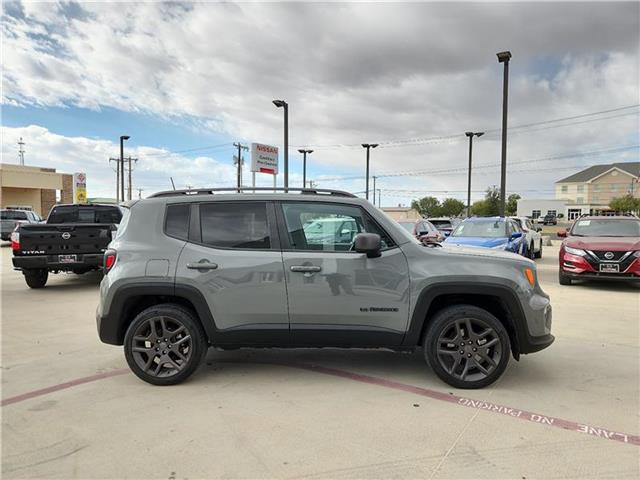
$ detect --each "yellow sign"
[73,172,87,204]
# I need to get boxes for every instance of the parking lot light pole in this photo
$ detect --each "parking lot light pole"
[119,135,130,203]
[497,50,512,216]
[465,131,484,217]
[362,143,379,201]
[298,149,313,188]
[273,100,289,191]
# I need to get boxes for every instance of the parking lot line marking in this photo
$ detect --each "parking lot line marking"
[285,363,640,447]
[2,361,638,448]
[0,369,129,407]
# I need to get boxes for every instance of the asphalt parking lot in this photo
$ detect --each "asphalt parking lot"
[1,243,639,479]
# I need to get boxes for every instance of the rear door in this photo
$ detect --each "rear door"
[278,201,410,346]
[175,201,289,344]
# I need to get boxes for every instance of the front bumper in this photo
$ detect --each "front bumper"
[13,254,104,270]
[562,271,640,282]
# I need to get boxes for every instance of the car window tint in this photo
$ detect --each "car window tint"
[95,207,123,224]
[165,204,190,240]
[1,210,28,220]
[282,202,395,251]
[200,202,270,249]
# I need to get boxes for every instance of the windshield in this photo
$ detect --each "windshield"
[430,220,452,229]
[571,218,640,237]
[451,219,507,238]
[1,210,28,220]
[398,222,414,233]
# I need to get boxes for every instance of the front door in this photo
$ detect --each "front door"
[278,201,410,346]
[175,201,289,344]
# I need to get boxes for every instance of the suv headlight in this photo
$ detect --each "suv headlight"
[565,246,586,256]
[491,243,509,250]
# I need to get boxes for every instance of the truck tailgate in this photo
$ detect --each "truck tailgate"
[15,224,114,255]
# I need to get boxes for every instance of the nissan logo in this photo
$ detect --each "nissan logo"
[604,251,614,260]
[61,232,71,240]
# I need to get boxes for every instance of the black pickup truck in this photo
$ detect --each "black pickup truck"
[11,204,122,288]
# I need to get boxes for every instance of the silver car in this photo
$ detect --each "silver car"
[96,188,553,389]
[1,209,42,241]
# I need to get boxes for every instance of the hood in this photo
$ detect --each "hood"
[444,236,508,248]
[565,236,640,251]
[439,243,528,262]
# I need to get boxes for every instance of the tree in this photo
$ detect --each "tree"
[439,198,466,217]
[411,196,441,217]
[610,194,640,214]
[506,193,521,216]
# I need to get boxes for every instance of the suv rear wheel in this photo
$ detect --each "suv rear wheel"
[24,269,48,288]
[424,305,510,389]
[124,304,207,385]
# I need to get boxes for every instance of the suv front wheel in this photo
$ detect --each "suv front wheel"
[424,305,510,389]
[124,304,208,385]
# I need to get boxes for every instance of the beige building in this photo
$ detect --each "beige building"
[381,206,421,221]
[0,163,73,216]
[556,162,639,204]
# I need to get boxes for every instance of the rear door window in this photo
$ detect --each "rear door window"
[165,204,190,240]
[200,202,271,249]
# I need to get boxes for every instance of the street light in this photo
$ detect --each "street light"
[273,99,289,191]
[497,50,512,216]
[465,131,484,217]
[298,149,313,188]
[362,143,379,200]
[119,135,130,203]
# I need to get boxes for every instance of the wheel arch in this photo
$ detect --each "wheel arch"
[403,283,525,359]
[99,283,216,345]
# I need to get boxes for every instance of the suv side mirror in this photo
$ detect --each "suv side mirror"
[354,233,382,258]
[557,229,568,238]
[536,227,543,232]
[510,232,523,239]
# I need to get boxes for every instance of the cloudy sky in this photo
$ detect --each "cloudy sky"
[2,1,639,205]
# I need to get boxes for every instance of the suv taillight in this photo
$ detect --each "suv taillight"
[10,229,20,251]
[104,249,117,273]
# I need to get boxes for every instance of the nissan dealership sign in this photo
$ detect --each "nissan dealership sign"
[250,143,278,175]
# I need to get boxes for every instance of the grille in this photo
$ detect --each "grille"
[590,250,630,261]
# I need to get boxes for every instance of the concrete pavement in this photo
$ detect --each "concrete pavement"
[1,243,638,479]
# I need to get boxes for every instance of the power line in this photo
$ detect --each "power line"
[139,142,235,158]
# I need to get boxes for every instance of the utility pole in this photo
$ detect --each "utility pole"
[465,132,484,217]
[372,176,377,203]
[362,143,379,201]
[497,51,512,216]
[298,149,313,188]
[119,135,130,203]
[377,189,381,207]
[109,158,120,202]
[124,157,138,201]
[233,143,248,192]
[17,137,25,165]
[137,188,143,199]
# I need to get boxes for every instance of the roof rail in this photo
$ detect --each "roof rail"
[148,187,357,199]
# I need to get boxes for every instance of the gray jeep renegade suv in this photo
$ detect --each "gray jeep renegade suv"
[97,188,553,389]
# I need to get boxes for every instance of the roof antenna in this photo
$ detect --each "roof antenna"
[170,177,176,190]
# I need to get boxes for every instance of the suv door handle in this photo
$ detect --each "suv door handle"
[186,261,218,270]
[290,265,321,273]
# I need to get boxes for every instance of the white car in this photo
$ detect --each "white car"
[511,216,543,259]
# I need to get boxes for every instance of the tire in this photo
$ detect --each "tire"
[124,303,208,386]
[424,305,510,389]
[528,242,536,260]
[558,271,572,286]
[23,269,48,288]
[534,240,542,259]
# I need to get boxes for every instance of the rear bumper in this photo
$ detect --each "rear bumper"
[13,254,104,271]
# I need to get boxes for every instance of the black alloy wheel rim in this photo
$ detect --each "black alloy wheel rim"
[131,316,192,377]
[436,317,502,382]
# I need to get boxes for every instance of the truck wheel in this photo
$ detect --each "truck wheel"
[424,305,510,389]
[23,269,48,288]
[124,304,208,386]
[559,271,572,285]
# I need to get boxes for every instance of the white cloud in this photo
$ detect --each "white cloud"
[1,1,639,205]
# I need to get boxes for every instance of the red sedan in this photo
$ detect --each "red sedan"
[397,219,444,244]
[558,216,640,285]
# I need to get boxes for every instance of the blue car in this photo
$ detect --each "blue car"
[444,216,526,255]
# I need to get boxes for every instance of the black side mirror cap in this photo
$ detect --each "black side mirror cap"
[354,233,382,258]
